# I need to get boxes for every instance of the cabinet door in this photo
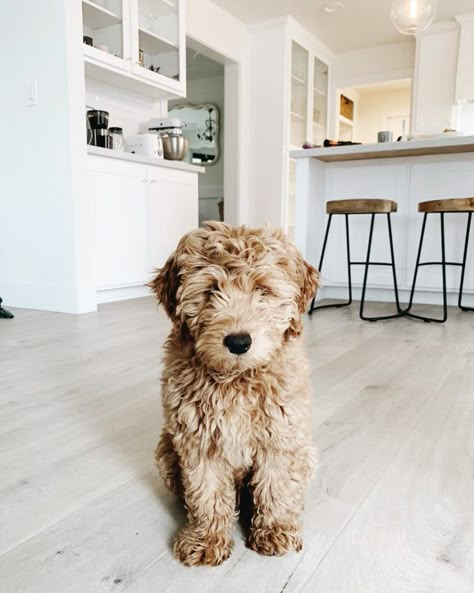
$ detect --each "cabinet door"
[290,41,309,149]
[312,57,328,146]
[82,0,130,71]
[129,0,186,96]
[88,159,149,289]
[412,26,458,134]
[147,169,198,272]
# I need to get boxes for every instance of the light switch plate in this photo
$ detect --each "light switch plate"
[25,80,38,107]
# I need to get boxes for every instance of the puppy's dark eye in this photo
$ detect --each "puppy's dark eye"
[208,281,219,298]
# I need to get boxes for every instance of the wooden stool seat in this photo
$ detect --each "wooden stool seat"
[418,198,474,213]
[327,199,398,215]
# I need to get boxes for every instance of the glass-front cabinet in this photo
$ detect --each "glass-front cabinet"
[287,41,329,235]
[82,0,186,98]
[312,57,328,146]
[290,42,309,149]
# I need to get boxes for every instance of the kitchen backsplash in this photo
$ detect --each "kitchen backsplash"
[85,78,166,136]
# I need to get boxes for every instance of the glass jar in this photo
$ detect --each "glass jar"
[109,127,125,151]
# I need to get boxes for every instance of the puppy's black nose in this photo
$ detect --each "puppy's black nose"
[224,333,252,355]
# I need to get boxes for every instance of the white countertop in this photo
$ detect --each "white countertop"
[290,135,474,162]
[87,146,205,173]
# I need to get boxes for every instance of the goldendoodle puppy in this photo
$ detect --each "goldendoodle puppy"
[150,222,318,566]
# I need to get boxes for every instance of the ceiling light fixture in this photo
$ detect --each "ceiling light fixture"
[390,0,437,35]
[322,2,344,14]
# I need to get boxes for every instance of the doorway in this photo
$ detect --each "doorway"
[168,37,239,226]
[338,78,412,144]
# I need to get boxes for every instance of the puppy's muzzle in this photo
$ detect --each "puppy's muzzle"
[224,333,252,355]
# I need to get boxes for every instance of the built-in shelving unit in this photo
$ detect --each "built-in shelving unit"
[81,0,185,98]
[287,39,330,235]
[82,0,121,28]
[138,26,177,53]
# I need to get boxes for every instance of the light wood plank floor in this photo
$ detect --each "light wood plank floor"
[1,298,473,593]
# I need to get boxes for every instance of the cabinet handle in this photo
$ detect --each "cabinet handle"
[149,179,157,184]
[141,178,148,183]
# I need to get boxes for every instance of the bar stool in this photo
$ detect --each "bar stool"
[308,199,402,322]
[405,198,474,323]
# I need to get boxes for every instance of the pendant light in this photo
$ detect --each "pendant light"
[391,0,438,35]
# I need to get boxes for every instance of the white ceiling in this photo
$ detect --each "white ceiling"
[211,0,474,52]
[354,77,412,95]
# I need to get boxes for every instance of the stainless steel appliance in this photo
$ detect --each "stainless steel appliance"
[148,117,188,161]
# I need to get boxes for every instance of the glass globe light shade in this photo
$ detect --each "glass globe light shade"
[391,0,438,35]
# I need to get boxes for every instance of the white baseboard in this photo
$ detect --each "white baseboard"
[97,284,151,304]
[0,280,97,314]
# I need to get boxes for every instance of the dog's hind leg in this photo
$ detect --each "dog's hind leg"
[155,431,183,498]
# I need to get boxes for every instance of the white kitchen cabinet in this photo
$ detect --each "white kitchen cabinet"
[82,0,186,98]
[88,154,199,299]
[147,168,199,269]
[247,17,332,232]
[412,22,459,135]
[455,14,474,102]
[89,160,149,289]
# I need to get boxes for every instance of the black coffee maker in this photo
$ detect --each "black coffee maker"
[87,109,111,148]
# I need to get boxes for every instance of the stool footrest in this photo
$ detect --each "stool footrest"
[350,261,394,267]
[417,261,463,267]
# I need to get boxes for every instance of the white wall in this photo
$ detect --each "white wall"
[186,0,249,226]
[85,79,165,136]
[351,87,412,144]
[0,0,95,313]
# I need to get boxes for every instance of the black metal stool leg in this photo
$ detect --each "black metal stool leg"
[440,212,448,323]
[359,214,403,322]
[405,212,448,323]
[406,213,428,314]
[387,213,402,314]
[458,211,473,312]
[0,297,14,319]
[309,213,352,314]
[359,214,375,321]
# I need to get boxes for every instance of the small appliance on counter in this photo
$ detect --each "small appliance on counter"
[109,127,125,151]
[148,117,189,161]
[87,109,111,149]
[125,133,163,159]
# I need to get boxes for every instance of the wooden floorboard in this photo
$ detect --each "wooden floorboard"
[0,298,473,592]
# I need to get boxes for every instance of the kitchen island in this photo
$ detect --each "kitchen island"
[291,136,474,306]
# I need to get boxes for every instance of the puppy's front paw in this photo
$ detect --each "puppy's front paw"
[174,526,234,566]
[248,525,303,556]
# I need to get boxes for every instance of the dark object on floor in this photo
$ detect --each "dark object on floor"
[309,199,403,322]
[405,198,474,323]
[0,297,14,319]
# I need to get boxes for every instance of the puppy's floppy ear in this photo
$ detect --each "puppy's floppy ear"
[148,252,180,320]
[297,260,320,314]
[285,255,319,341]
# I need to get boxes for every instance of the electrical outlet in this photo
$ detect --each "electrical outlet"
[25,80,38,107]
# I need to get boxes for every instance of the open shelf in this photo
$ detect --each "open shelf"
[82,0,121,29]
[138,26,177,53]
[139,0,177,19]
[291,112,305,121]
[339,115,354,127]
[291,74,306,85]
